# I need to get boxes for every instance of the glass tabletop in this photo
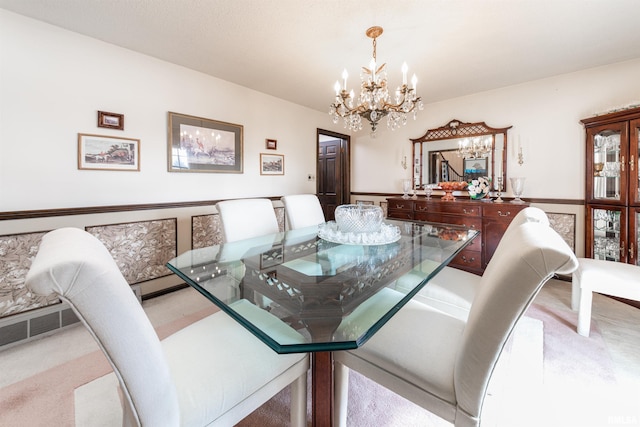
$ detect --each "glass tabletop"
[166,219,478,354]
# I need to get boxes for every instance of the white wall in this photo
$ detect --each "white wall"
[351,58,640,200]
[3,8,640,211]
[0,10,341,211]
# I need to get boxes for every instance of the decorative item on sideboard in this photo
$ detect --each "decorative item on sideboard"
[424,183,437,199]
[438,181,468,201]
[510,177,526,204]
[494,176,504,203]
[467,176,490,200]
[402,179,412,199]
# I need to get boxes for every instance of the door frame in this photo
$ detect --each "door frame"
[317,128,351,210]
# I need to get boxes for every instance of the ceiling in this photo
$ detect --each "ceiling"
[3,0,640,113]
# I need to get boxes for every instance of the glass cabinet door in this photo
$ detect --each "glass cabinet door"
[630,119,640,205]
[587,122,628,204]
[589,206,627,262]
[630,207,640,266]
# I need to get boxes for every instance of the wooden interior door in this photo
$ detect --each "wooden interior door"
[317,129,350,221]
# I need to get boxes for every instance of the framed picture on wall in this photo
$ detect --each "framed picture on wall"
[260,153,284,175]
[78,133,140,171]
[97,111,124,130]
[265,138,277,150]
[167,112,243,173]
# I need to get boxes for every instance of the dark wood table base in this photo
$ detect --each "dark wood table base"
[312,351,334,427]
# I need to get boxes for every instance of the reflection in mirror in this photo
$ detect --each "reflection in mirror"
[411,120,511,191]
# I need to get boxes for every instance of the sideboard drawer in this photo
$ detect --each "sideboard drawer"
[388,210,413,220]
[482,204,526,220]
[450,249,482,270]
[413,201,430,213]
[435,203,481,217]
[423,213,481,231]
[388,199,413,211]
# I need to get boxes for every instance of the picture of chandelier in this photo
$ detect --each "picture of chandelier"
[329,26,423,137]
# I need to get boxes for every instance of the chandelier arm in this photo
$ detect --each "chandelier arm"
[379,96,422,113]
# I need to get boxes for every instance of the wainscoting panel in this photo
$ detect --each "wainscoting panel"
[192,214,223,249]
[85,218,177,285]
[0,231,57,318]
[193,207,286,249]
[547,212,576,252]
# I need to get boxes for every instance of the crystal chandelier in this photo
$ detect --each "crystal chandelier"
[456,136,492,159]
[329,26,423,137]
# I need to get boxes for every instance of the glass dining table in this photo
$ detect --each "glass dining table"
[166,218,478,426]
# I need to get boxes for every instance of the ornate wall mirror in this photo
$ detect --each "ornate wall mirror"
[410,119,512,191]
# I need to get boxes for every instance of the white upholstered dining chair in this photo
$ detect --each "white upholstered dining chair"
[410,206,551,320]
[281,194,326,230]
[334,220,578,427]
[25,227,309,427]
[216,198,279,242]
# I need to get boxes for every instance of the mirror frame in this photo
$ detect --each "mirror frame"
[410,119,512,191]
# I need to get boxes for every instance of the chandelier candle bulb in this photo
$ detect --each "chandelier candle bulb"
[402,62,408,85]
[342,69,348,90]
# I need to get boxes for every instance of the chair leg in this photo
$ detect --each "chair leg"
[571,277,581,311]
[290,373,307,427]
[334,361,349,427]
[577,289,593,337]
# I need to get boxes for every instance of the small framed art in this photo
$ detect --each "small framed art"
[78,133,140,171]
[168,112,243,173]
[266,138,277,150]
[260,153,284,175]
[97,111,124,130]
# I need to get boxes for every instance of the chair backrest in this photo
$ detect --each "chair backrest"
[454,222,578,423]
[281,194,326,230]
[24,228,179,427]
[501,206,550,241]
[216,198,279,242]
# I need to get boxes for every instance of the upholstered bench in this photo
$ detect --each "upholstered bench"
[571,258,640,337]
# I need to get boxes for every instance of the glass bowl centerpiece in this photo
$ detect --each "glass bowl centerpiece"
[438,181,468,201]
[319,204,400,245]
[335,204,383,233]
[467,176,491,200]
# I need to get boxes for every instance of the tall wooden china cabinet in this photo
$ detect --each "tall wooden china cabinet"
[581,107,640,266]
[388,119,528,275]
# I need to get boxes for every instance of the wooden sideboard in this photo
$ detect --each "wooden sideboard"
[387,197,529,274]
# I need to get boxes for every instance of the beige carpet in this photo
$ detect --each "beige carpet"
[1,280,639,426]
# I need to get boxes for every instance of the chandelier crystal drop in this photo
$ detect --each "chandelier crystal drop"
[456,136,492,159]
[329,26,423,137]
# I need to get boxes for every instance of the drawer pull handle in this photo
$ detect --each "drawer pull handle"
[461,255,475,264]
[463,224,476,229]
[497,211,511,217]
[462,209,476,215]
